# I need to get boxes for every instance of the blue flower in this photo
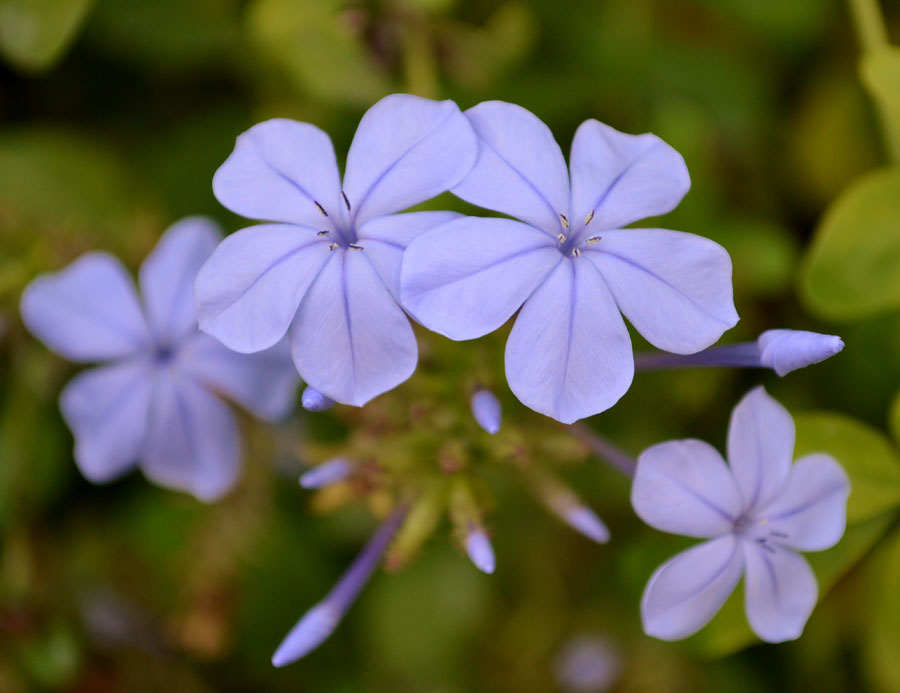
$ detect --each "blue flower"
[20,217,299,501]
[195,94,477,406]
[401,101,738,423]
[631,386,850,642]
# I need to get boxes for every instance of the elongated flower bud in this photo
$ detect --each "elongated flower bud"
[272,507,407,667]
[633,329,843,377]
[471,389,501,434]
[299,458,353,489]
[302,386,334,412]
[757,329,844,376]
[464,525,496,574]
[529,470,610,544]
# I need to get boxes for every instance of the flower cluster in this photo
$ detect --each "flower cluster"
[19,93,850,668]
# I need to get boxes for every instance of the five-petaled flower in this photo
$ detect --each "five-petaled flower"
[632,386,849,643]
[20,218,299,501]
[401,101,738,423]
[195,94,477,406]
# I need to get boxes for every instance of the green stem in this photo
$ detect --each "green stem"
[848,0,889,53]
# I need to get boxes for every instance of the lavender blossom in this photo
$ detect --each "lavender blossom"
[470,389,502,434]
[195,94,477,407]
[632,387,849,642]
[272,507,407,666]
[401,101,737,423]
[20,217,299,501]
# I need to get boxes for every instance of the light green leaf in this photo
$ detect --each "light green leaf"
[890,388,900,447]
[800,166,900,321]
[860,46,900,162]
[862,523,900,692]
[0,0,93,72]
[248,0,390,104]
[689,512,894,658]
[794,412,900,523]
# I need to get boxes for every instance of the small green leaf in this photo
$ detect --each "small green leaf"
[794,412,900,523]
[0,0,93,72]
[889,388,900,446]
[860,46,900,162]
[800,166,900,321]
[862,523,900,692]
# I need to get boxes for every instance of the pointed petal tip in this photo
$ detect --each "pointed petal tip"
[271,603,339,667]
[465,527,496,574]
[301,386,335,412]
[470,389,502,434]
[758,329,845,376]
[565,506,610,544]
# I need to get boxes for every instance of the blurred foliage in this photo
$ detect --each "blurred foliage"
[2,0,900,691]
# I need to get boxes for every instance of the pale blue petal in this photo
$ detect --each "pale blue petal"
[139,216,220,344]
[569,120,690,230]
[401,217,560,340]
[632,439,742,538]
[194,224,332,353]
[141,371,240,501]
[59,359,154,483]
[21,253,151,362]
[757,329,845,376]
[742,542,817,643]
[290,251,417,406]
[342,95,477,225]
[641,535,744,641]
[583,229,737,354]
[452,101,570,235]
[727,386,794,513]
[756,453,850,552]
[213,119,343,226]
[356,211,461,301]
[175,333,298,421]
[505,259,633,424]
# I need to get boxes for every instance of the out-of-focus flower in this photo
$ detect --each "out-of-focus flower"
[401,101,737,423]
[464,524,496,574]
[632,386,850,642]
[20,217,299,501]
[196,94,477,407]
[554,634,622,693]
[299,457,353,489]
[634,328,844,376]
[470,388,501,434]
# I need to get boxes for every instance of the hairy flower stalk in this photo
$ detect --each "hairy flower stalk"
[634,329,843,376]
[272,506,408,667]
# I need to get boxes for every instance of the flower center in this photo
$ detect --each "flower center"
[555,210,600,258]
[155,344,175,364]
[313,194,361,250]
[733,515,790,554]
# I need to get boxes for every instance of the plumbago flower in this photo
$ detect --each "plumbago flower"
[195,94,477,406]
[401,101,738,423]
[20,218,299,501]
[632,387,850,642]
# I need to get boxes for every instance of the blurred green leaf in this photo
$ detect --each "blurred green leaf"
[862,522,900,692]
[890,388,900,446]
[0,0,93,72]
[860,45,900,161]
[248,0,390,104]
[794,412,900,524]
[0,127,132,238]
[800,167,900,321]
